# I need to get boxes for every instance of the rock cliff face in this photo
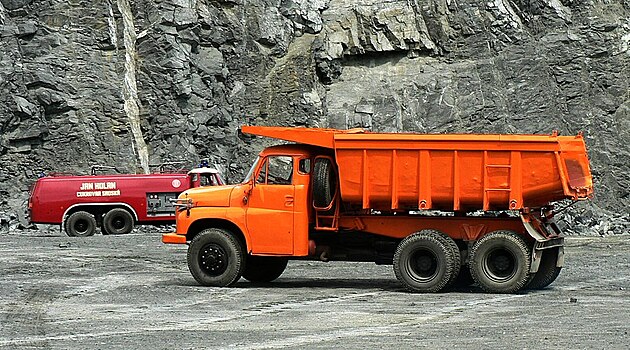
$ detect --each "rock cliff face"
[0,0,628,234]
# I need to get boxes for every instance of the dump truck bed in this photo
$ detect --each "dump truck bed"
[241,126,593,211]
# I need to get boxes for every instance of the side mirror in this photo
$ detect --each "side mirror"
[243,181,253,204]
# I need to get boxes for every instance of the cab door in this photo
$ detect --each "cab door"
[246,155,295,254]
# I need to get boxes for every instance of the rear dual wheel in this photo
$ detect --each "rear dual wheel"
[102,208,134,235]
[393,230,459,293]
[469,231,531,293]
[434,231,462,289]
[527,248,562,290]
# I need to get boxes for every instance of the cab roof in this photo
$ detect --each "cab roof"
[187,167,220,175]
[258,144,325,157]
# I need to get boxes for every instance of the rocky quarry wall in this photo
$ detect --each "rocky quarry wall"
[0,0,628,234]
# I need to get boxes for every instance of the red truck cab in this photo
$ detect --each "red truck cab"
[28,167,223,237]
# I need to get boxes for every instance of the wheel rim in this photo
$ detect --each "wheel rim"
[405,248,439,283]
[74,219,89,234]
[199,243,228,276]
[112,215,125,230]
[482,247,517,282]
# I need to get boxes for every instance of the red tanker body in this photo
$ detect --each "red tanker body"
[28,167,223,237]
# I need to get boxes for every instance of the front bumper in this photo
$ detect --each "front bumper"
[162,232,187,244]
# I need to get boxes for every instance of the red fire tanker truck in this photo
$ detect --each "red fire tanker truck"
[28,166,223,237]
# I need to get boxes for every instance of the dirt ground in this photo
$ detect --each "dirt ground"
[0,229,629,350]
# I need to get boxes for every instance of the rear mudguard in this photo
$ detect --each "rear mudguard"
[521,213,564,272]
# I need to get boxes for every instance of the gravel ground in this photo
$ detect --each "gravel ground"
[0,230,629,349]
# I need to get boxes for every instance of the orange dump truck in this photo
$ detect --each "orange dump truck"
[163,126,593,293]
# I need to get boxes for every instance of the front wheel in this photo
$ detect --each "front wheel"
[469,231,531,293]
[187,228,245,287]
[243,256,288,283]
[393,230,456,293]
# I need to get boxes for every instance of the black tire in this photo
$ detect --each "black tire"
[242,255,288,283]
[313,159,336,208]
[102,208,134,235]
[393,231,456,293]
[65,211,96,237]
[469,230,531,293]
[187,228,245,287]
[431,230,461,289]
[527,248,562,290]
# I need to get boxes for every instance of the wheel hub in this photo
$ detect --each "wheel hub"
[408,249,438,281]
[200,244,228,276]
[112,217,125,230]
[75,220,88,233]
[484,248,516,281]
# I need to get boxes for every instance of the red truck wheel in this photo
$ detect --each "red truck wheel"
[103,209,134,235]
[65,211,97,237]
[187,228,245,287]
[469,231,531,293]
[393,231,457,293]
[242,256,288,283]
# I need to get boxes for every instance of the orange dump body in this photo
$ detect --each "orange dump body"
[241,126,593,212]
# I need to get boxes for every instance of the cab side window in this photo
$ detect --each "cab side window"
[257,156,293,185]
[299,158,311,174]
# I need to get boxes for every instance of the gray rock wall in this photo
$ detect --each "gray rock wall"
[0,0,628,234]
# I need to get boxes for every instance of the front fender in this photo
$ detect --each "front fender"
[176,206,251,253]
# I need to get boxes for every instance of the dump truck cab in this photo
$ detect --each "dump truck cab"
[165,144,321,256]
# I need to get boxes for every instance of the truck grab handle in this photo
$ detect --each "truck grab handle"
[171,198,193,210]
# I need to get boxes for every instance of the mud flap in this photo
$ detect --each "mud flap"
[521,213,565,273]
[530,238,565,273]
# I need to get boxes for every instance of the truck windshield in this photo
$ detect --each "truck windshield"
[242,157,260,183]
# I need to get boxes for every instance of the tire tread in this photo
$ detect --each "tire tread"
[393,230,455,293]
[527,248,562,290]
[469,230,531,293]
[187,228,245,287]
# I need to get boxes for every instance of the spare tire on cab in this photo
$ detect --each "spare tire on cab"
[313,158,337,209]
